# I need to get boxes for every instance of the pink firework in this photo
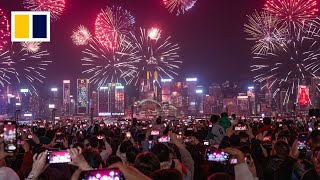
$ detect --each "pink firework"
[264,0,319,31]
[71,25,92,46]
[0,9,10,52]
[95,6,135,49]
[23,0,66,20]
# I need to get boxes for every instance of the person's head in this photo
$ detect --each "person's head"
[82,148,103,169]
[231,114,236,120]
[126,146,139,165]
[89,136,99,148]
[134,152,160,177]
[309,130,320,149]
[156,117,162,124]
[150,169,182,180]
[221,112,228,118]
[151,143,170,162]
[263,117,272,125]
[210,115,220,124]
[132,118,137,126]
[105,156,123,167]
[119,140,133,154]
[229,134,240,147]
[238,131,249,142]
[273,141,290,159]
[207,172,235,180]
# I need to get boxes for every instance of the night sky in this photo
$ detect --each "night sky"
[0,0,264,95]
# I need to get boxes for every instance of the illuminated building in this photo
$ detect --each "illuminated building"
[196,86,204,114]
[184,78,198,115]
[223,98,238,115]
[171,82,184,116]
[77,79,90,114]
[29,94,40,117]
[139,79,154,100]
[161,79,172,103]
[70,95,76,115]
[63,80,71,115]
[237,95,250,116]
[91,91,98,116]
[98,83,125,117]
[280,89,289,114]
[0,93,7,115]
[20,89,30,113]
[247,86,256,115]
[208,83,223,114]
[311,77,320,108]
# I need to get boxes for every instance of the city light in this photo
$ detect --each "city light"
[186,78,197,82]
[49,104,55,108]
[16,103,21,106]
[116,86,125,89]
[196,89,203,93]
[161,79,172,82]
[99,112,112,116]
[51,88,58,92]
[70,95,73,98]
[7,94,14,98]
[100,87,108,90]
[248,86,254,90]
[24,113,32,117]
[63,80,70,83]
[20,89,29,93]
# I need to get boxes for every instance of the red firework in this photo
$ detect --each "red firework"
[264,0,319,29]
[0,9,9,52]
[23,0,66,20]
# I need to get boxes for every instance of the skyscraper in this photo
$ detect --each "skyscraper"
[311,77,320,108]
[63,80,71,115]
[184,78,198,115]
[77,79,89,114]
[91,91,98,116]
[161,79,172,103]
[98,83,125,117]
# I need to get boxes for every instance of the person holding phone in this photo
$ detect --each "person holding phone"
[208,115,225,144]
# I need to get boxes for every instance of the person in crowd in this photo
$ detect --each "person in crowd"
[219,112,232,131]
[208,115,225,144]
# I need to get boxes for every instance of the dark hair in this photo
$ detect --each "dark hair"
[89,136,99,148]
[151,143,170,162]
[134,152,160,177]
[132,118,137,126]
[229,134,240,147]
[120,140,133,154]
[274,141,290,159]
[156,117,162,124]
[105,156,123,167]
[150,169,183,180]
[221,112,228,118]
[310,130,320,145]
[126,146,139,164]
[210,115,220,124]
[263,117,272,125]
[207,172,235,180]
[82,148,103,168]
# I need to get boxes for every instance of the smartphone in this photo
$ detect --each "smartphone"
[203,140,210,146]
[205,149,230,162]
[263,136,271,142]
[27,135,33,139]
[148,140,153,150]
[298,133,308,150]
[4,121,17,152]
[126,132,131,138]
[209,124,213,128]
[81,168,124,180]
[158,136,170,143]
[235,125,246,131]
[47,151,71,164]
[151,130,160,136]
[187,128,193,131]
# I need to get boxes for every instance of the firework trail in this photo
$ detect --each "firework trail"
[95,6,135,49]
[244,10,289,54]
[21,42,41,53]
[2,44,51,95]
[0,9,10,52]
[163,0,197,16]
[71,25,92,46]
[82,37,139,88]
[264,0,319,35]
[251,24,320,104]
[129,28,182,86]
[23,0,66,21]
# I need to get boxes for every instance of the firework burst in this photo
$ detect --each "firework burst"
[71,25,92,46]
[244,11,289,54]
[0,9,10,52]
[163,0,197,15]
[82,37,138,87]
[23,0,66,21]
[264,0,319,34]
[95,6,135,49]
[251,24,320,103]
[129,28,182,85]
[0,51,16,87]
[2,44,51,95]
[21,42,41,53]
